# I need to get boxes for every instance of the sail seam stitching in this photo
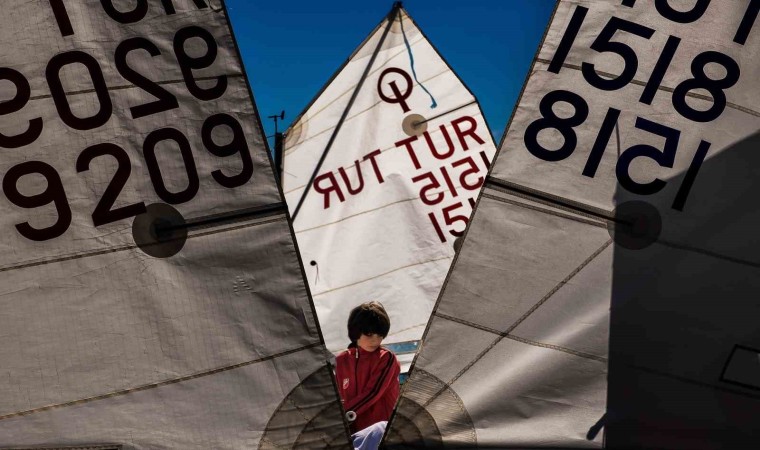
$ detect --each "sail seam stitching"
[435,313,607,363]
[259,437,288,449]
[655,238,760,269]
[506,239,613,333]
[284,397,332,448]
[421,335,500,409]
[28,75,244,100]
[616,361,760,401]
[482,193,607,228]
[414,100,477,125]
[295,402,347,448]
[505,334,607,363]
[167,202,288,232]
[534,59,760,118]
[486,176,616,222]
[403,368,475,444]
[0,342,323,421]
[295,197,418,234]
[484,182,760,268]
[312,256,451,297]
[0,215,286,274]
[282,67,449,157]
[419,240,612,407]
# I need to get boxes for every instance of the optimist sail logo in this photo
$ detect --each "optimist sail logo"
[343,378,350,390]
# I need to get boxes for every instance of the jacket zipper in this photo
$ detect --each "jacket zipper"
[354,348,359,399]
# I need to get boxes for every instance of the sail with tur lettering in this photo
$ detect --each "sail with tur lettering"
[281,3,496,360]
[0,1,349,448]
[387,1,760,448]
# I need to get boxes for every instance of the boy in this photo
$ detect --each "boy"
[335,301,400,441]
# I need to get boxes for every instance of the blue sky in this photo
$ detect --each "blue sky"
[225,0,556,146]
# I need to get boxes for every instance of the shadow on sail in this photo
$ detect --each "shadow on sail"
[384,368,476,448]
[260,366,351,449]
[384,1,760,448]
[605,131,760,448]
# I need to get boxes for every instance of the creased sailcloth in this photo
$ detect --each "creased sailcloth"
[0,1,348,449]
[282,6,496,356]
[388,1,760,448]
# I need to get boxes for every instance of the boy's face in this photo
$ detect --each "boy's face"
[357,332,383,352]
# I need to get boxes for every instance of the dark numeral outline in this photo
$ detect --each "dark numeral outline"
[581,16,655,91]
[672,139,711,211]
[76,143,147,226]
[49,0,74,37]
[616,117,680,196]
[524,90,589,162]
[671,50,740,123]
[100,0,148,24]
[621,0,711,23]
[173,26,227,101]
[442,201,467,237]
[639,35,681,105]
[115,37,180,119]
[2,161,72,241]
[201,113,254,188]
[46,51,113,130]
[0,68,43,148]
[583,108,621,178]
[548,5,588,73]
[451,155,484,191]
[143,128,200,204]
[735,0,760,44]
[654,0,711,24]
[412,172,444,206]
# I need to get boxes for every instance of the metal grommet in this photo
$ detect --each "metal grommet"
[402,113,427,137]
[607,200,662,250]
[132,203,188,258]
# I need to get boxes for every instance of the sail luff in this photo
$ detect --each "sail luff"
[396,8,502,140]
[281,4,497,367]
[495,0,562,152]
[385,0,563,409]
[286,4,401,222]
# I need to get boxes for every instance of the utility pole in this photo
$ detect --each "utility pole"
[268,110,285,185]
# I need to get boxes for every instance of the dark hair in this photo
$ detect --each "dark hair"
[347,301,390,347]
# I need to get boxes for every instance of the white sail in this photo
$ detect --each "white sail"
[282,4,496,358]
[388,1,760,448]
[0,1,348,448]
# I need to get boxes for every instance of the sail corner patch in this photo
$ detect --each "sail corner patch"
[720,344,760,390]
[0,446,122,450]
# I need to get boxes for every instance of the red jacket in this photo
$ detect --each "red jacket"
[335,346,400,433]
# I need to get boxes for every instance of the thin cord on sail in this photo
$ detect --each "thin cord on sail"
[418,240,613,410]
[310,260,320,286]
[0,342,323,421]
[289,4,402,222]
[413,100,477,126]
[400,12,437,109]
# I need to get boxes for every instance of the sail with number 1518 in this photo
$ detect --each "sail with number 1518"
[387,1,760,448]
